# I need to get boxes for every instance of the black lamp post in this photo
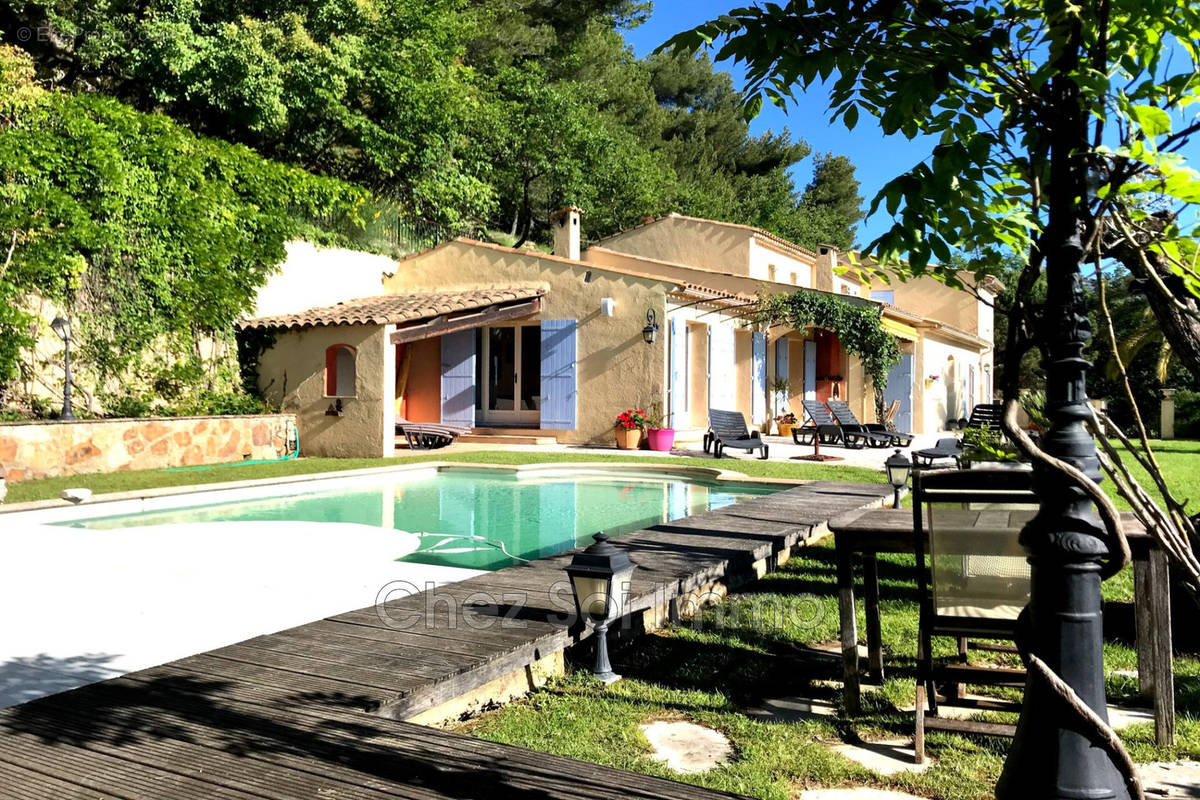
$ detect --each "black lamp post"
[50,316,75,421]
[565,532,635,684]
[641,309,659,345]
[997,23,1127,798]
[883,449,911,509]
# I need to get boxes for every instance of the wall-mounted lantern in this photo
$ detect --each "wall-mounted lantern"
[641,309,659,345]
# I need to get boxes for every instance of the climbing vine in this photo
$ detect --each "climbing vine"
[757,290,901,419]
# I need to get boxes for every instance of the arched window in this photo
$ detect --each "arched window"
[325,344,357,398]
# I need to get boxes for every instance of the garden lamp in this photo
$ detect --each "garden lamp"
[565,532,635,684]
[641,308,659,345]
[884,449,911,509]
[50,316,75,420]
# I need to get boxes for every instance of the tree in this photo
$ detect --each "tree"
[0,44,361,398]
[669,2,1200,796]
[796,153,864,249]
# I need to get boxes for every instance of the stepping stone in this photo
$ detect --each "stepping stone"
[1140,760,1200,797]
[798,790,927,800]
[639,720,733,774]
[828,738,933,775]
[746,696,837,724]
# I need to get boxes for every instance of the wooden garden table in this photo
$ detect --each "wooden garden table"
[827,507,1175,745]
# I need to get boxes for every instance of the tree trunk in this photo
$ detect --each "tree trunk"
[1105,235,1200,381]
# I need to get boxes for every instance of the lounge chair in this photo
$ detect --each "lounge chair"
[965,403,1004,430]
[912,437,963,468]
[395,418,471,450]
[793,399,843,446]
[706,408,769,459]
[826,399,913,448]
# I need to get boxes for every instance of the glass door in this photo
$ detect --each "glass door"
[477,324,541,426]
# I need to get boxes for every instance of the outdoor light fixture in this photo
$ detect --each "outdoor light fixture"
[641,308,659,345]
[49,316,75,420]
[884,449,911,509]
[565,531,635,684]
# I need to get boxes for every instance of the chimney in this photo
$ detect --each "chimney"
[551,206,583,260]
[815,243,838,293]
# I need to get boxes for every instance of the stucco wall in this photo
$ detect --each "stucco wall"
[258,324,394,458]
[387,242,668,445]
[918,333,991,431]
[747,239,813,287]
[252,240,393,318]
[597,215,753,274]
[0,414,294,483]
[872,273,981,334]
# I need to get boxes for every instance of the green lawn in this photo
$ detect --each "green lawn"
[462,542,1199,799]
[3,449,886,505]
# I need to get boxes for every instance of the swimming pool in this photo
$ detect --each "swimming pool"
[0,464,782,707]
[49,467,778,571]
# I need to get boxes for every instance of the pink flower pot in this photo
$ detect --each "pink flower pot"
[646,427,675,451]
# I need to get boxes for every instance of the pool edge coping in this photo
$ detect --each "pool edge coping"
[0,460,810,516]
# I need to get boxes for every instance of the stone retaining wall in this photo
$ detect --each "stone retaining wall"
[0,414,296,483]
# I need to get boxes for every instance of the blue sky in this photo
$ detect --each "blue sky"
[622,1,938,246]
[622,1,1200,249]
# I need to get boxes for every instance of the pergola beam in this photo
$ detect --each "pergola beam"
[389,298,541,344]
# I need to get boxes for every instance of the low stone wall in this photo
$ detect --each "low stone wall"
[0,414,296,483]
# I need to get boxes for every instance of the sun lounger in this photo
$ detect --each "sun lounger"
[793,399,843,446]
[912,437,963,468]
[395,418,471,450]
[706,408,769,459]
[826,399,913,448]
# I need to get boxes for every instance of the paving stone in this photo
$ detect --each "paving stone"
[639,720,733,774]
[1108,705,1153,730]
[1140,760,1200,797]
[746,696,837,724]
[828,738,933,775]
[798,789,927,800]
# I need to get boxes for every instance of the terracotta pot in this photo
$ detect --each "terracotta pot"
[646,427,675,451]
[615,427,642,450]
[777,423,795,438]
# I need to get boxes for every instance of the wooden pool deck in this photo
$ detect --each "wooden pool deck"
[0,480,890,799]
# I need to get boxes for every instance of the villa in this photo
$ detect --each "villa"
[241,211,997,458]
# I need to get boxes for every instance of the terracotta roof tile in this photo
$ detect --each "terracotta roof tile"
[239,287,546,330]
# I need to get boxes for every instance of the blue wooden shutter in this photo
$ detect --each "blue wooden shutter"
[440,330,476,428]
[708,326,736,410]
[540,320,577,429]
[883,353,913,433]
[803,340,817,400]
[774,338,789,413]
[669,316,687,428]
[751,332,767,424]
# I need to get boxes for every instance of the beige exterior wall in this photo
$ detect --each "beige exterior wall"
[686,322,709,429]
[0,414,294,483]
[386,242,669,445]
[596,215,753,274]
[918,331,992,431]
[258,323,395,458]
[872,273,982,335]
[253,240,393,318]
[747,238,813,286]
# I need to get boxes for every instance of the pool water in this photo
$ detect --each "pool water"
[57,469,778,570]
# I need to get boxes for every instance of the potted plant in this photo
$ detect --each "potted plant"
[614,408,647,450]
[767,376,791,435]
[960,425,1023,468]
[644,402,675,451]
[775,411,798,438]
